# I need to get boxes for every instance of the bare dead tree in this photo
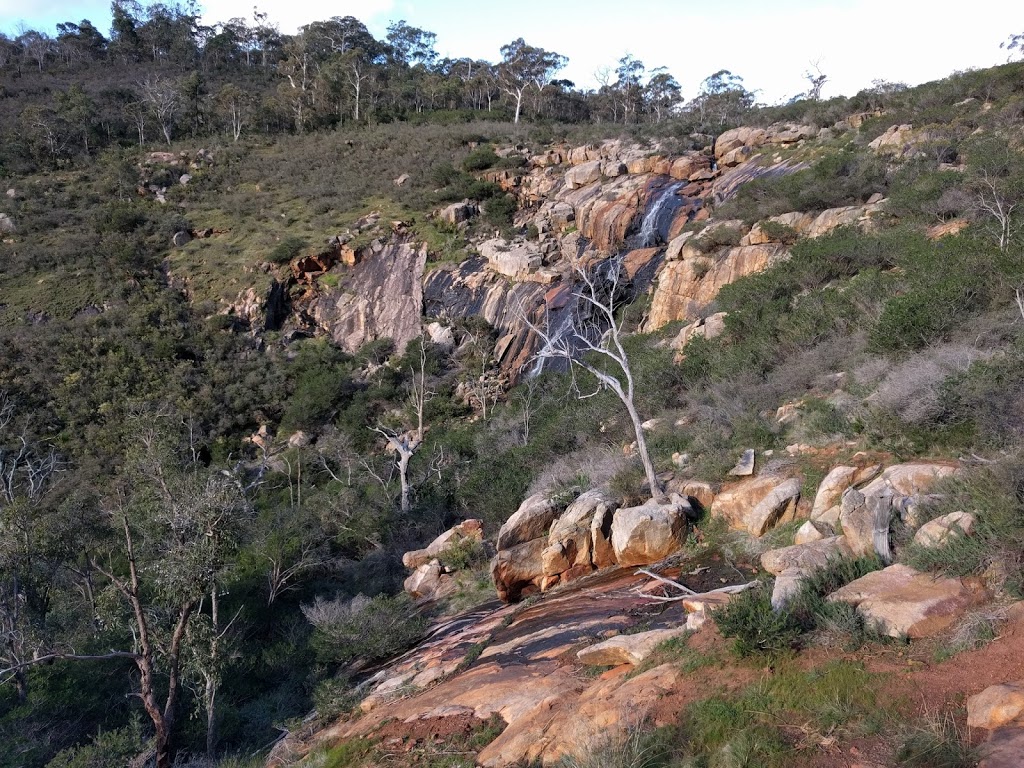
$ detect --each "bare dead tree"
[523,259,664,499]
[973,169,1018,251]
[803,59,828,101]
[371,337,432,514]
[138,76,179,146]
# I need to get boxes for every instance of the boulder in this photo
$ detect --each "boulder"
[979,727,1024,768]
[914,511,976,549]
[403,559,454,600]
[761,536,854,576]
[806,202,886,239]
[794,520,830,545]
[713,473,801,533]
[839,488,897,559]
[491,538,546,602]
[729,449,756,476]
[425,321,456,348]
[827,563,988,638]
[720,145,754,167]
[576,627,687,666]
[772,568,808,611]
[590,502,617,568]
[478,238,543,281]
[497,493,563,550]
[858,462,958,498]
[811,464,883,521]
[610,496,690,567]
[968,681,1024,730]
[745,478,802,536]
[541,490,618,580]
[403,519,484,569]
[0,212,16,233]
[439,200,478,225]
[564,160,602,189]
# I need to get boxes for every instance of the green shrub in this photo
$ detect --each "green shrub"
[436,537,488,571]
[758,219,799,244]
[302,593,427,663]
[482,194,517,228]
[462,146,499,171]
[269,236,307,264]
[45,719,146,768]
[713,585,801,657]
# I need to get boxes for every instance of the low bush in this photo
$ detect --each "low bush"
[713,585,801,657]
[302,593,427,663]
[462,146,500,171]
[268,236,307,265]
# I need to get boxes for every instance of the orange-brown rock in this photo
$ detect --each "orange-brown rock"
[712,472,802,535]
[827,563,988,638]
[968,680,1024,730]
[576,626,687,666]
[810,464,883,525]
[648,243,787,329]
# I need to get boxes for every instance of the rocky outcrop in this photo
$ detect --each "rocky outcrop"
[610,496,690,566]
[761,535,854,609]
[968,680,1024,730]
[712,472,802,537]
[497,494,564,551]
[541,490,620,584]
[491,538,548,603]
[648,243,787,329]
[576,627,687,666]
[811,464,883,526]
[827,563,988,638]
[404,520,484,569]
[913,511,976,548]
[310,239,427,355]
[478,238,545,281]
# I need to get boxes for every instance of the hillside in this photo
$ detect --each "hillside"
[2,12,1024,768]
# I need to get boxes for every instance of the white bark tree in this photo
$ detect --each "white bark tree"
[372,338,432,514]
[524,259,664,499]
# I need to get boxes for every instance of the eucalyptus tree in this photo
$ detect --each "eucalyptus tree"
[498,38,567,123]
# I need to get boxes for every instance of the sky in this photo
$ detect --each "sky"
[1,0,1020,104]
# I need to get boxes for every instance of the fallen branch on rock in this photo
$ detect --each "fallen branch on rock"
[633,568,758,602]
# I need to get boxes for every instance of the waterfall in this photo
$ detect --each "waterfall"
[637,180,687,247]
[529,306,575,378]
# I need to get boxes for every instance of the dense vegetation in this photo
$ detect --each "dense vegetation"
[2,4,1024,766]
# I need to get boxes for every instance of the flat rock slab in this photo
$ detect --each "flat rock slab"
[576,626,687,666]
[827,563,988,638]
[968,680,1024,730]
[761,536,853,576]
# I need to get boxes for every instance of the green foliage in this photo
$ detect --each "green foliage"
[45,719,146,768]
[681,661,879,765]
[896,715,976,768]
[269,236,307,265]
[462,146,499,171]
[899,458,1024,596]
[715,149,888,223]
[713,586,801,658]
[321,738,377,768]
[303,593,427,664]
[436,537,488,571]
[482,194,517,228]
